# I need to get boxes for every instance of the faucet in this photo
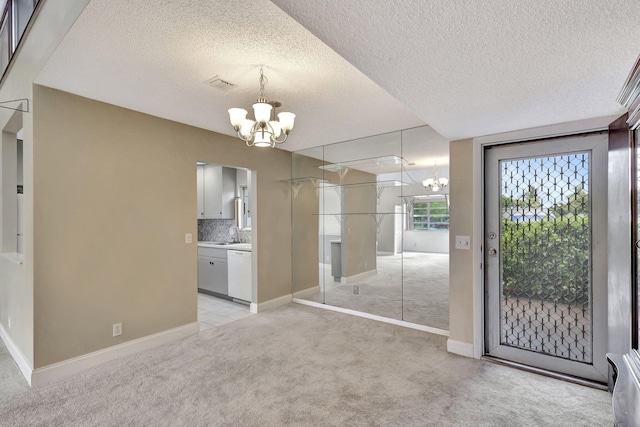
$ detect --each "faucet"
[229,226,240,243]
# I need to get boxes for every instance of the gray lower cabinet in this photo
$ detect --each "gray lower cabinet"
[197,247,228,295]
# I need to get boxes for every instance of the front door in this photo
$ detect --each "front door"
[484,133,608,382]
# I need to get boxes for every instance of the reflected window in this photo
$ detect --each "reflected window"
[16,0,36,45]
[413,200,449,230]
[0,4,9,73]
[0,0,39,77]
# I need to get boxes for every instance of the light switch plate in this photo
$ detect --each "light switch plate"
[455,235,471,250]
[185,233,193,244]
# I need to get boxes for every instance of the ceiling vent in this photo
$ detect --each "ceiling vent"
[205,76,237,91]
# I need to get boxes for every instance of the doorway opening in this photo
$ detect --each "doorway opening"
[195,160,256,331]
[1,109,23,263]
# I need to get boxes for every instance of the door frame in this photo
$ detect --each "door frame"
[482,135,608,382]
[450,116,622,361]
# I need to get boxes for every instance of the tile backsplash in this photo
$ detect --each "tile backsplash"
[198,219,252,243]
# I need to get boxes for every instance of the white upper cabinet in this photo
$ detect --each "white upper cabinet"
[197,165,205,219]
[197,163,236,219]
[203,164,223,218]
[221,166,236,219]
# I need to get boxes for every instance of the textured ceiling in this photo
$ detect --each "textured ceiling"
[34,0,425,152]
[271,0,640,140]
[34,0,640,161]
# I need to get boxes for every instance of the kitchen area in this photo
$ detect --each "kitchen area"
[196,161,255,330]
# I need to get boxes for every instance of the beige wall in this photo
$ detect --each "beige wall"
[32,85,291,367]
[342,170,377,277]
[448,139,475,344]
[291,153,322,293]
[0,0,91,368]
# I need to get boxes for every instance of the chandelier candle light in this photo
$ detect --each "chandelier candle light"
[423,162,448,191]
[228,66,295,148]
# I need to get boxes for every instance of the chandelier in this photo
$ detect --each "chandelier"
[423,162,448,191]
[228,66,296,148]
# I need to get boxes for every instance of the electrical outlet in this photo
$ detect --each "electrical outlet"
[353,285,359,295]
[185,233,193,244]
[113,323,122,337]
[7,316,11,329]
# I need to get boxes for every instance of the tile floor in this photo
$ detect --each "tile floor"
[198,292,253,331]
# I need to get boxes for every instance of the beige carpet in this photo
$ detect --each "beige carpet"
[312,252,449,330]
[0,339,29,402]
[0,304,611,426]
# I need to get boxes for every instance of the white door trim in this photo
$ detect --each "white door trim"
[470,116,616,361]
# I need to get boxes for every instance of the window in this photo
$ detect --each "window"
[412,200,449,230]
[0,3,10,74]
[0,0,38,78]
[15,0,35,44]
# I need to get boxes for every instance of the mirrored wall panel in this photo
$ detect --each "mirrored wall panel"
[322,132,403,319]
[290,126,450,331]
[399,127,450,329]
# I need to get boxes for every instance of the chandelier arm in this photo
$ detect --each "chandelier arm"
[253,120,264,135]
[262,121,287,144]
[271,131,289,144]
[236,129,253,143]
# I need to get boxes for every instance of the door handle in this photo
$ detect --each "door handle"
[488,248,497,255]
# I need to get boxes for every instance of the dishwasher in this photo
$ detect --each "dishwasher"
[227,250,252,302]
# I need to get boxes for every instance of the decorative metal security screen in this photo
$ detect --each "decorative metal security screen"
[499,152,592,363]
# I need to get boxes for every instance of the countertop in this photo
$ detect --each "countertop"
[198,241,252,252]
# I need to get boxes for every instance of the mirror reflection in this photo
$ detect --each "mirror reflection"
[291,125,450,331]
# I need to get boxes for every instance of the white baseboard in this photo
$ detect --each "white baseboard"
[0,324,33,385]
[31,322,199,387]
[250,293,292,313]
[292,286,320,299]
[447,339,475,358]
[293,298,449,337]
[341,269,377,284]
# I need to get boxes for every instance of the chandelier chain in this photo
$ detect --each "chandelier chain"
[258,66,268,101]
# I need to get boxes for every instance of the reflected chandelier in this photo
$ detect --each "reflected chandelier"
[423,162,448,191]
[228,66,296,148]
